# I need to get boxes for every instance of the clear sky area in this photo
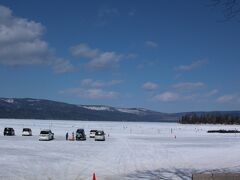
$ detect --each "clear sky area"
[0,0,239,112]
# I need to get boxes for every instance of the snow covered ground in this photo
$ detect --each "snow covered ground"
[0,119,240,180]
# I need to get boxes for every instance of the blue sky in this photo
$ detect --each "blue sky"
[0,0,239,112]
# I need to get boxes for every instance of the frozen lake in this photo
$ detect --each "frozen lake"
[0,119,240,180]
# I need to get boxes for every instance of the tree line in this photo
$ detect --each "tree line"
[179,113,240,124]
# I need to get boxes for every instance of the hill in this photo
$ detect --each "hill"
[0,98,178,122]
[0,98,239,122]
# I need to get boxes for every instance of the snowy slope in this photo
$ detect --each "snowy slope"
[116,108,148,115]
[81,105,149,115]
[1,98,14,103]
[81,105,113,111]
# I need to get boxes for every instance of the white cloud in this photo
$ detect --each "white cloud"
[61,78,122,99]
[216,94,240,103]
[142,82,158,91]
[61,88,119,99]
[153,92,179,102]
[204,89,219,97]
[70,44,99,59]
[0,40,48,65]
[0,4,12,18]
[81,79,102,88]
[0,6,44,45]
[70,43,124,69]
[81,78,123,88]
[89,52,122,69]
[52,59,75,74]
[173,82,205,91]
[175,59,208,72]
[0,5,74,73]
[145,41,158,48]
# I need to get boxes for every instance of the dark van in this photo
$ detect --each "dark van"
[76,129,86,141]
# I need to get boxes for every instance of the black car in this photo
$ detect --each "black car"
[76,129,86,141]
[4,127,15,136]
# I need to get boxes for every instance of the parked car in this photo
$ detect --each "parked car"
[39,129,54,141]
[4,127,15,136]
[89,129,97,138]
[76,129,86,141]
[95,130,105,141]
[22,128,32,136]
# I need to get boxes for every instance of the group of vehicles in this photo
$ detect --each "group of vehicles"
[3,127,105,141]
[3,127,33,136]
[75,129,105,141]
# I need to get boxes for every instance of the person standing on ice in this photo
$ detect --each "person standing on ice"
[66,132,68,140]
[72,131,74,141]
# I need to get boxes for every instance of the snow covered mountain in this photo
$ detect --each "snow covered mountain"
[0,98,239,122]
[0,98,179,122]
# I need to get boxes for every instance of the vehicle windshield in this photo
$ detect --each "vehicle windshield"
[40,131,49,134]
[23,128,30,131]
[90,130,97,133]
[5,128,13,131]
[77,129,84,133]
[96,131,104,135]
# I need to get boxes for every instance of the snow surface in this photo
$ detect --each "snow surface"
[0,119,240,180]
[82,106,112,111]
[1,98,14,103]
[26,99,40,102]
[116,108,146,115]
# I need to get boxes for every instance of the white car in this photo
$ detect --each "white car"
[39,129,54,141]
[22,128,32,136]
[89,130,97,138]
[95,131,105,141]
